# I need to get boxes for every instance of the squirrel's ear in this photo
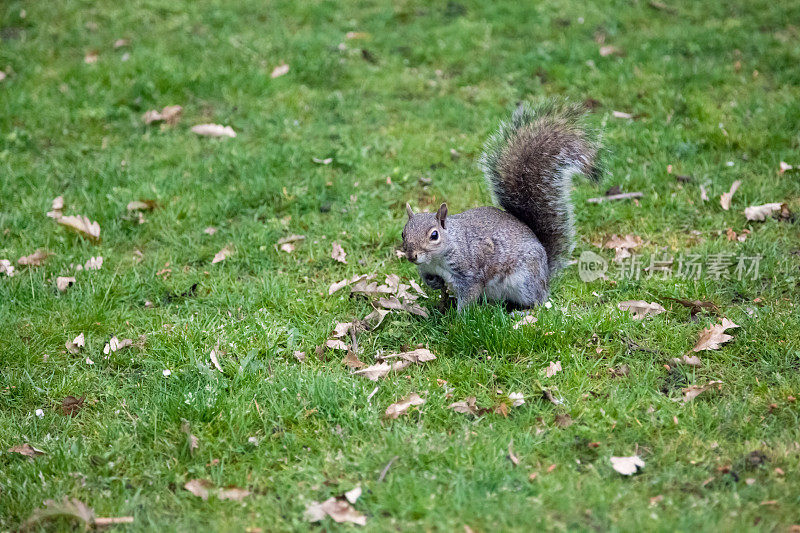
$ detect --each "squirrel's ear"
[436,203,448,229]
[405,203,414,219]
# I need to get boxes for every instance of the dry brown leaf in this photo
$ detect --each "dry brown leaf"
[720,180,741,210]
[361,308,390,331]
[325,339,349,351]
[610,455,645,475]
[513,314,538,329]
[142,105,182,125]
[343,350,365,369]
[18,249,51,267]
[204,226,217,235]
[21,497,132,530]
[779,161,794,174]
[57,215,101,241]
[612,110,633,119]
[377,296,428,317]
[681,380,723,402]
[408,279,428,298]
[744,203,783,221]
[8,443,45,457]
[191,124,236,138]
[545,360,562,378]
[351,280,393,297]
[212,246,233,264]
[47,196,65,219]
[700,185,709,202]
[312,157,333,165]
[385,393,425,419]
[276,234,305,253]
[218,487,251,501]
[184,479,214,500]
[127,199,158,212]
[353,360,412,381]
[692,318,739,352]
[84,50,99,63]
[329,274,371,295]
[304,497,366,525]
[271,63,290,78]
[448,396,480,415]
[331,242,347,263]
[603,234,642,262]
[103,336,134,354]
[617,300,666,320]
[210,346,224,372]
[60,395,85,416]
[181,419,199,455]
[344,486,362,504]
[555,413,573,428]
[599,45,621,56]
[382,348,436,363]
[65,333,85,354]
[671,354,702,367]
[293,351,306,362]
[56,276,76,292]
[332,322,352,338]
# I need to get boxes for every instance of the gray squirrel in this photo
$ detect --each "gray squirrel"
[401,101,601,311]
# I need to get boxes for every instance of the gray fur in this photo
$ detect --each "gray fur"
[402,101,600,311]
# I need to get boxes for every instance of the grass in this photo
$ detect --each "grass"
[2,0,800,530]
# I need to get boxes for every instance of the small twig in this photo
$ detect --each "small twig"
[378,455,399,482]
[349,325,359,354]
[95,517,135,527]
[587,192,644,203]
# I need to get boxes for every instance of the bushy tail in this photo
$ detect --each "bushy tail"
[479,101,601,275]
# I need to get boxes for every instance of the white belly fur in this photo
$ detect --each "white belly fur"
[482,269,529,304]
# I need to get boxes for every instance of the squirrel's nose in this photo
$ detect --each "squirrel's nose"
[407,252,417,263]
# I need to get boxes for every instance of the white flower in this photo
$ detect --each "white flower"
[35,409,44,418]
[544,301,553,309]
[162,369,172,377]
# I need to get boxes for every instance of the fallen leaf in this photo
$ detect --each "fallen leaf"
[599,45,621,57]
[385,393,425,419]
[127,199,158,212]
[343,350,365,369]
[329,274,370,295]
[779,161,794,174]
[603,234,642,262]
[332,322,352,338]
[346,31,370,39]
[212,246,233,264]
[331,242,347,264]
[57,215,101,241]
[276,234,305,253]
[692,318,739,352]
[545,361,562,378]
[8,443,45,457]
[47,196,65,219]
[325,339,349,351]
[103,336,133,354]
[293,351,306,362]
[0,259,15,277]
[555,413,573,427]
[17,249,51,267]
[204,227,217,235]
[60,395,85,416]
[181,419,199,455]
[449,397,480,415]
[344,486,362,504]
[113,38,129,48]
[218,486,251,501]
[744,203,783,221]
[191,124,236,138]
[612,110,633,119]
[84,50,99,64]
[210,346,224,372]
[608,364,630,377]
[618,300,666,320]
[271,63,290,78]
[304,497,366,525]
[142,105,182,125]
[312,157,333,165]
[22,497,132,530]
[610,455,645,475]
[664,297,718,317]
[671,355,702,367]
[377,295,428,317]
[508,392,525,407]
[56,276,76,292]
[382,348,436,363]
[353,360,412,381]
[513,315,538,329]
[720,180,741,210]
[184,479,214,500]
[681,380,723,402]
[65,333,85,354]
[360,308,390,331]
[507,440,520,465]
[700,185,709,202]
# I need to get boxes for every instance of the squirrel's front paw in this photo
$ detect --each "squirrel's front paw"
[422,274,445,290]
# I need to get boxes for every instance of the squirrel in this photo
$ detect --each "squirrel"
[401,101,601,312]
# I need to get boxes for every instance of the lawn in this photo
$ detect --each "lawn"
[2,0,800,530]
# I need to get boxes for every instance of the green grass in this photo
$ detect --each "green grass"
[2,0,800,530]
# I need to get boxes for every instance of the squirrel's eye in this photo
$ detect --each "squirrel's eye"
[430,230,439,241]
